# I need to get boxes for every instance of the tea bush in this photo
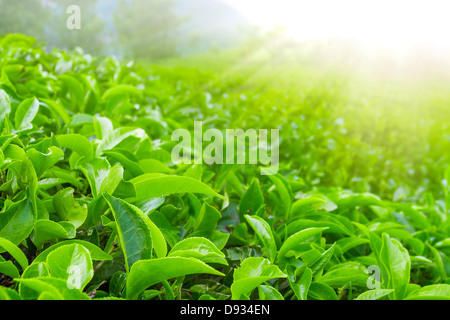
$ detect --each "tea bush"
[1,34,450,300]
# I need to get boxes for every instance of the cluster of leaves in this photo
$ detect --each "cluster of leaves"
[1,34,450,300]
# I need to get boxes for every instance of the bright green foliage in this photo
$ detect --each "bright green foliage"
[231,257,286,300]
[1,33,450,301]
[126,257,224,300]
[46,244,94,290]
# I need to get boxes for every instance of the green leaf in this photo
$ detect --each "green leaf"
[40,99,70,125]
[21,262,50,279]
[239,179,264,220]
[93,116,113,140]
[1,33,36,47]
[126,257,224,300]
[0,260,20,278]
[16,277,90,300]
[319,262,369,288]
[52,188,88,229]
[356,289,394,300]
[0,286,22,300]
[33,240,112,263]
[0,197,35,245]
[109,271,127,297]
[168,237,227,265]
[46,244,94,290]
[231,257,286,300]
[291,195,337,217]
[285,214,354,236]
[335,237,369,257]
[378,233,411,300]
[244,215,277,262]
[82,194,107,228]
[103,194,153,272]
[104,149,145,176]
[40,166,83,189]
[297,268,313,300]
[147,215,167,258]
[310,244,336,277]
[15,98,39,131]
[19,263,51,300]
[26,146,64,178]
[98,165,124,195]
[140,158,171,174]
[101,85,142,102]
[0,237,28,270]
[308,282,338,300]
[55,134,93,161]
[187,230,230,251]
[32,220,74,249]
[265,173,292,219]
[96,127,146,156]
[58,74,85,111]
[130,174,225,200]
[427,244,447,281]
[191,202,222,232]
[277,227,328,262]
[0,89,11,123]
[405,284,450,300]
[258,284,284,300]
[76,158,119,197]
[130,196,165,215]
[334,193,381,209]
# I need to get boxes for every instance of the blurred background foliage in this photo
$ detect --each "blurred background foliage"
[1,0,449,202]
[0,0,259,58]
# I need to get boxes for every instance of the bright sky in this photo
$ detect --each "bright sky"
[223,0,450,49]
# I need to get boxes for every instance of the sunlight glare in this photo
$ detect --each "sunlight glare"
[224,0,450,49]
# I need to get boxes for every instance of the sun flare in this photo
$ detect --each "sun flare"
[225,0,450,49]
